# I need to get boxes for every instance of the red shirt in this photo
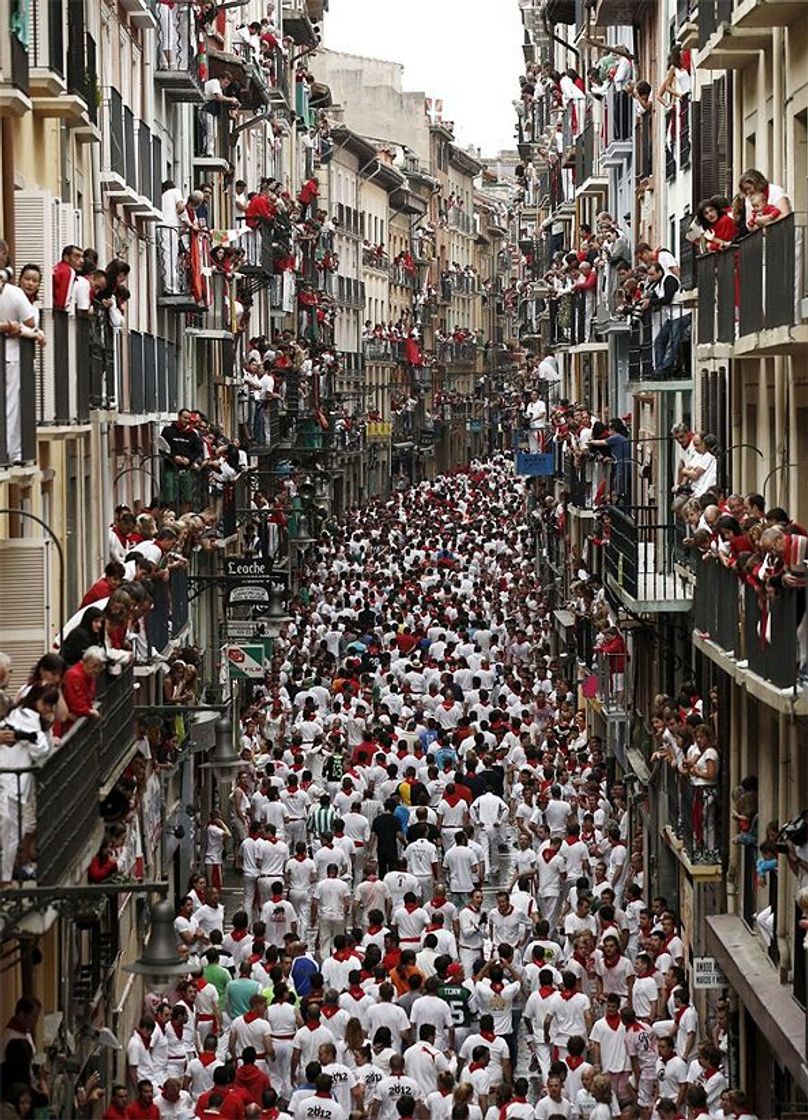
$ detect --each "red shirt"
[103,1106,128,1120]
[61,661,97,722]
[245,195,277,230]
[80,576,116,607]
[195,1087,246,1119]
[125,1102,160,1120]
[52,260,74,309]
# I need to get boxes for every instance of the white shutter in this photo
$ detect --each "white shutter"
[0,539,49,692]
[14,190,57,310]
[35,308,56,424]
[57,203,76,251]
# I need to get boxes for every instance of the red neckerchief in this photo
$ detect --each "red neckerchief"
[602,952,622,969]
[305,1020,322,1031]
[333,949,352,961]
[480,1029,496,1042]
[604,1013,621,1030]
[404,901,420,913]
[171,1020,185,1038]
[560,989,577,1001]
[703,1068,720,1080]
[498,905,513,917]
[542,848,559,863]
[490,981,504,994]
[674,1005,686,1025]
[566,1055,585,1070]
[348,986,366,1001]
[442,791,462,806]
[244,1011,261,1024]
[266,836,278,844]
[199,1052,218,1067]
[230,929,249,941]
[321,1006,339,1019]
[138,1028,153,1046]
[539,985,555,998]
[469,1062,485,1072]
[194,977,208,991]
[294,853,307,862]
[264,1110,279,1120]
[367,924,383,935]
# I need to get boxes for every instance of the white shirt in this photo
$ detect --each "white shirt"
[444,847,479,893]
[370,1074,423,1120]
[314,877,350,921]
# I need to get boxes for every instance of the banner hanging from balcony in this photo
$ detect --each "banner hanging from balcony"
[515,450,555,476]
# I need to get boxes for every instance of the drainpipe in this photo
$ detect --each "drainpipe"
[776,711,792,975]
[1,119,15,262]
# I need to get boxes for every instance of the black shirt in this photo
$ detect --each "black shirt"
[371,812,400,855]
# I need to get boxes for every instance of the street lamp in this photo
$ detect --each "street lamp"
[264,583,291,639]
[200,713,243,783]
[122,899,189,976]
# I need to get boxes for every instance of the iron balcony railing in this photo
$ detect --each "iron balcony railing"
[362,248,389,272]
[155,3,202,99]
[692,556,740,652]
[563,454,591,508]
[0,336,37,467]
[627,306,692,382]
[698,0,732,48]
[743,583,804,691]
[636,109,653,181]
[438,341,477,363]
[661,763,721,865]
[128,331,178,415]
[697,214,807,344]
[0,667,135,886]
[362,339,404,362]
[604,87,632,148]
[335,202,364,238]
[145,567,190,656]
[604,504,691,603]
[37,308,115,424]
[156,224,211,308]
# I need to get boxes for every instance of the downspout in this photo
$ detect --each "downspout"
[1,120,15,262]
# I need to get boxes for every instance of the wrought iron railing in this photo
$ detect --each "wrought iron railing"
[0,336,36,466]
[627,306,692,382]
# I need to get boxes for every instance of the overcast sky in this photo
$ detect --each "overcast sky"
[322,0,522,157]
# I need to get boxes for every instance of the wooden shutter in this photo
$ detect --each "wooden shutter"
[0,539,49,692]
[714,76,730,199]
[698,85,716,200]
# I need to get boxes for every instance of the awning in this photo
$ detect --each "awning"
[705,913,808,1094]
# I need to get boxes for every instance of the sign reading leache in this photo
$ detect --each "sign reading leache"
[225,557,274,581]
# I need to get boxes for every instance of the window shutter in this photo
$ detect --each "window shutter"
[698,85,716,200]
[0,539,49,692]
[714,76,730,199]
[14,189,58,310]
[700,368,710,432]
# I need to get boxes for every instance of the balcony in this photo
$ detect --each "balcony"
[134,121,162,219]
[447,206,474,235]
[692,556,739,654]
[336,275,365,308]
[282,0,319,47]
[362,248,390,273]
[696,216,808,356]
[660,762,722,870]
[0,667,135,887]
[627,306,692,389]
[100,88,140,208]
[675,0,699,45]
[35,309,117,427]
[604,505,692,612]
[156,226,212,312]
[0,0,31,114]
[438,341,477,365]
[574,124,604,197]
[698,0,770,66]
[592,0,652,26]
[450,274,478,297]
[145,567,190,656]
[29,0,65,99]
[363,339,404,363]
[0,337,37,469]
[155,6,203,102]
[187,271,236,338]
[126,332,179,417]
[391,263,418,290]
[335,202,365,238]
[63,9,99,137]
[731,0,804,28]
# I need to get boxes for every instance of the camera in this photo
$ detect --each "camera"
[775,811,808,853]
[0,725,37,744]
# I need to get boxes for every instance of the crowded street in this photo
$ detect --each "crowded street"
[2,0,808,1115]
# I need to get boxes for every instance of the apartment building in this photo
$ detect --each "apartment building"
[521,0,808,1110]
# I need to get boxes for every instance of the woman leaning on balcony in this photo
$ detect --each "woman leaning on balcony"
[738,168,792,229]
[682,723,720,858]
[696,196,738,253]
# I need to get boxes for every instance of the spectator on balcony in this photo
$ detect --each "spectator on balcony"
[681,725,720,857]
[61,607,106,668]
[59,647,106,732]
[0,685,57,883]
[75,268,109,318]
[678,433,718,501]
[523,390,547,454]
[201,72,240,159]
[159,409,205,511]
[0,268,44,466]
[656,44,691,106]
[738,169,791,228]
[588,418,631,506]
[52,244,83,311]
[639,262,690,378]
[635,242,679,280]
[696,197,737,253]
[101,259,131,304]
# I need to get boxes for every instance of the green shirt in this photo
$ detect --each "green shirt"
[226,976,261,1017]
[203,962,231,1001]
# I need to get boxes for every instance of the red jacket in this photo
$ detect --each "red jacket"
[195,1087,247,1119]
[52,260,74,310]
[233,1063,270,1106]
[62,661,97,721]
[80,577,115,607]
